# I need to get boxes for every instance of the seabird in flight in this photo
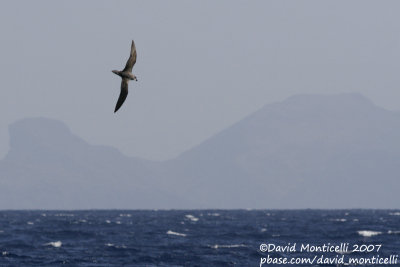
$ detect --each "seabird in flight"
[112,40,138,113]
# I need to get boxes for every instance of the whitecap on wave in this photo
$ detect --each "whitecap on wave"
[389,212,400,216]
[329,218,347,222]
[211,244,246,249]
[207,213,220,217]
[166,230,187,237]
[2,251,8,256]
[119,214,132,217]
[44,241,62,248]
[337,249,352,255]
[105,243,127,249]
[54,213,74,217]
[185,214,199,222]
[357,230,382,237]
[388,230,400,235]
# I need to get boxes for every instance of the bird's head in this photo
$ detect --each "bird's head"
[132,75,138,81]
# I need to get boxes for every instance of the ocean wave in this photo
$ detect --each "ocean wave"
[337,249,352,255]
[389,212,400,216]
[119,214,132,217]
[54,214,75,217]
[329,218,347,222]
[185,214,199,222]
[44,241,62,248]
[105,243,127,249]
[357,230,382,237]
[166,230,187,237]
[388,230,400,235]
[211,244,246,249]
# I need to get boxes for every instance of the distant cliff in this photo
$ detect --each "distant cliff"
[1,93,399,209]
[0,118,185,209]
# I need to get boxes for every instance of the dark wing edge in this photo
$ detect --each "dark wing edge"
[122,40,137,72]
[114,79,129,113]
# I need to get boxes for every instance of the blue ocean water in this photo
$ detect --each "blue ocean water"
[0,210,399,266]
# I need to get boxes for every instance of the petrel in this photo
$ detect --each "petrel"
[112,40,138,113]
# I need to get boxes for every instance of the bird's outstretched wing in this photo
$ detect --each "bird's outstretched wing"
[122,40,137,73]
[114,78,129,113]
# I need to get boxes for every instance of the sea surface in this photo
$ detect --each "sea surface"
[0,210,399,266]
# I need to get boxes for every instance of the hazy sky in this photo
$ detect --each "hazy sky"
[1,1,399,160]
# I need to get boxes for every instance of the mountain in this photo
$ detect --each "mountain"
[0,118,186,209]
[164,93,400,208]
[1,93,399,209]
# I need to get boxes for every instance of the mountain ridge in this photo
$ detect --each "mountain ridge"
[1,93,399,209]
